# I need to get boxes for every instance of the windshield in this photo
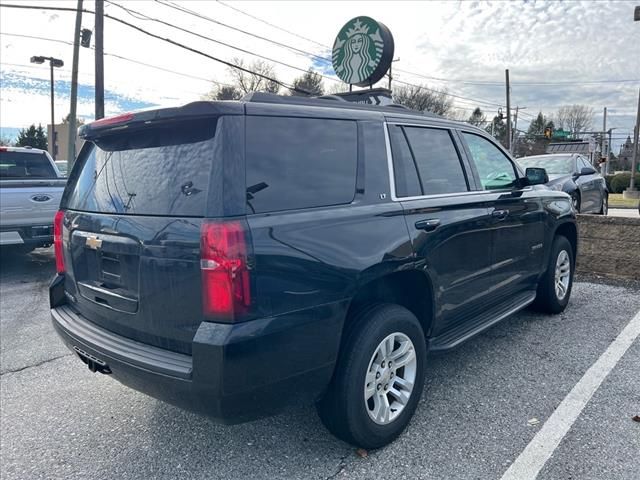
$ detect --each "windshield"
[0,151,57,179]
[517,155,575,175]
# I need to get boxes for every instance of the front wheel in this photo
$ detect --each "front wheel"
[599,193,608,215]
[570,192,581,213]
[316,304,427,449]
[531,235,574,314]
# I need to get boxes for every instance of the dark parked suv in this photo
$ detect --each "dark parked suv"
[50,93,577,448]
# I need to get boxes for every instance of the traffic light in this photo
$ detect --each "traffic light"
[544,127,552,139]
[80,29,92,48]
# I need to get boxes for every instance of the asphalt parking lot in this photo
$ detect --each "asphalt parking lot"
[1,248,639,480]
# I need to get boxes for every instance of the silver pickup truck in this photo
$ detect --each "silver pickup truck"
[0,146,66,252]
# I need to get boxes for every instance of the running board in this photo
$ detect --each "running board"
[429,290,536,353]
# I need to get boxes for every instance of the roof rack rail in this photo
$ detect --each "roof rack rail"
[241,92,435,117]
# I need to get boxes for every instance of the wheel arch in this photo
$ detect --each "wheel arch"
[554,221,578,260]
[344,269,436,339]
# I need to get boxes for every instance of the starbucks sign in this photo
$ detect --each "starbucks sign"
[332,17,394,87]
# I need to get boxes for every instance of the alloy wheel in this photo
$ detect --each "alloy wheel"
[364,332,417,425]
[554,250,571,300]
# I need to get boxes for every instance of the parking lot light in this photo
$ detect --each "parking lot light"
[30,55,64,160]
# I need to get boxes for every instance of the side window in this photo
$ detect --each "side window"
[245,116,357,213]
[462,132,518,190]
[403,127,468,195]
[388,126,421,198]
[389,125,468,197]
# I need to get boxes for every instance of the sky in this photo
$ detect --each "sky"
[0,0,639,152]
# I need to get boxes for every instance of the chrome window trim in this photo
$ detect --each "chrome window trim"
[384,122,495,202]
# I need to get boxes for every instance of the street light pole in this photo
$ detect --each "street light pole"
[49,61,55,159]
[30,55,63,160]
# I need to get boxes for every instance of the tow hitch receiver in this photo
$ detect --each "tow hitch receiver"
[73,346,112,374]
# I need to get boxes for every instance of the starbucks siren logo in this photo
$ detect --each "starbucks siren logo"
[332,17,394,87]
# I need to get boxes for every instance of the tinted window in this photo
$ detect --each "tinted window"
[462,132,517,190]
[0,151,57,179]
[402,127,468,195]
[389,126,421,198]
[246,116,357,213]
[66,119,217,216]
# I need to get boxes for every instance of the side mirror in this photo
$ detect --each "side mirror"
[578,166,596,176]
[524,167,549,186]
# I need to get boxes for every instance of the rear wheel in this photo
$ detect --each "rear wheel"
[316,304,426,449]
[532,235,574,314]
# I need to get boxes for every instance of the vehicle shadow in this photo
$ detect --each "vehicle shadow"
[103,400,351,479]
[0,247,55,284]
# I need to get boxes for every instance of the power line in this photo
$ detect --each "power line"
[111,1,505,107]
[214,0,328,49]
[155,0,502,106]
[0,61,206,98]
[0,32,231,87]
[0,3,307,95]
[154,0,333,68]
[107,0,339,82]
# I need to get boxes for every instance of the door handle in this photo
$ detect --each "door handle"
[415,219,441,232]
[492,209,509,220]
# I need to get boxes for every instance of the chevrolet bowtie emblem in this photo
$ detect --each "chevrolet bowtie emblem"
[85,235,103,250]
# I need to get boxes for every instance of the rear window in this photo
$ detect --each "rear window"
[65,119,217,216]
[245,116,357,214]
[0,151,57,179]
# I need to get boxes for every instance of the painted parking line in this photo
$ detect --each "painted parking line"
[500,309,640,480]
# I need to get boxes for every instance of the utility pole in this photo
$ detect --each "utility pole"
[95,0,104,120]
[626,87,640,196]
[602,107,607,174]
[505,69,511,152]
[512,106,519,155]
[68,0,83,167]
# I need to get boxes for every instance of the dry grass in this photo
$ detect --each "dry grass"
[609,193,640,208]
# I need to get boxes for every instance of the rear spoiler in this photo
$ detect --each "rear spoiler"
[79,101,243,140]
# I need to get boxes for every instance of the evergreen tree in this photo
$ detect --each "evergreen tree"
[485,115,507,146]
[467,107,486,127]
[15,124,47,150]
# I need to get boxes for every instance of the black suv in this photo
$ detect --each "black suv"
[50,93,577,448]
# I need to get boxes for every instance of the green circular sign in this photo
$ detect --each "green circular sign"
[332,16,395,87]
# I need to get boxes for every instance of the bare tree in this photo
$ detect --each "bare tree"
[392,84,452,116]
[325,82,349,95]
[554,105,594,137]
[228,58,280,95]
[203,85,242,101]
[290,69,324,96]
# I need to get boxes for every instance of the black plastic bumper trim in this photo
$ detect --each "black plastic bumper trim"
[52,305,193,379]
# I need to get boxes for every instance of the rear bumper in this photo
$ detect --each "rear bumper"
[0,224,53,246]
[51,300,345,423]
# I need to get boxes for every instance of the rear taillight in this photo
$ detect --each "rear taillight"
[53,210,65,274]
[200,220,251,320]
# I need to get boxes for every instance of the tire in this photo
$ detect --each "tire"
[316,304,427,449]
[531,235,574,314]
[570,191,581,213]
[599,193,608,215]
